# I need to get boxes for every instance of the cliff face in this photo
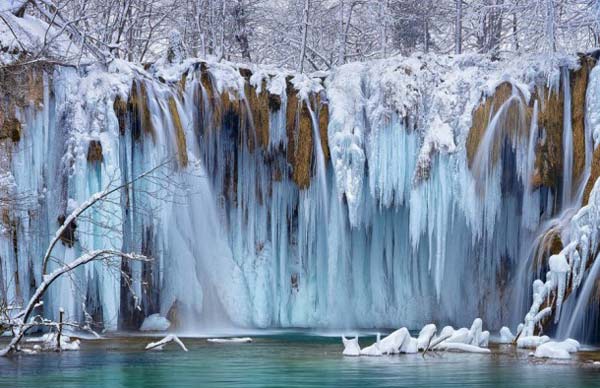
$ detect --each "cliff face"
[0,52,599,337]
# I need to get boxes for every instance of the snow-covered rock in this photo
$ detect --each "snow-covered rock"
[534,339,580,359]
[341,336,361,356]
[417,324,437,350]
[497,327,515,343]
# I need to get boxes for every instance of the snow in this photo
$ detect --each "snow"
[517,335,550,349]
[360,333,383,356]
[140,314,171,332]
[534,339,580,359]
[26,333,81,351]
[207,337,253,344]
[145,335,188,352]
[379,327,411,354]
[0,12,84,64]
[497,327,515,344]
[434,342,491,354]
[417,324,437,350]
[344,319,491,357]
[341,336,361,356]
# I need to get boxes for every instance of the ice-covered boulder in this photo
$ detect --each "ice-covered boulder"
[379,328,410,354]
[534,339,580,359]
[417,324,437,350]
[497,326,515,343]
[342,336,361,356]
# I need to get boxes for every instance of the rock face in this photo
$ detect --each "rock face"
[0,53,598,336]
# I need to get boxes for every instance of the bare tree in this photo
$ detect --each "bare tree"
[0,162,179,357]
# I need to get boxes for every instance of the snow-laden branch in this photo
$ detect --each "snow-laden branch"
[1,249,149,357]
[145,334,188,352]
[41,161,168,275]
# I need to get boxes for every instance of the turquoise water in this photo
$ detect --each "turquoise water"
[1,333,600,387]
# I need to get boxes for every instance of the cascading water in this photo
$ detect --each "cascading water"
[1,52,600,341]
[557,252,600,341]
[562,67,574,209]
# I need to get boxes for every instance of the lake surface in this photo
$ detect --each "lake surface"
[1,332,600,387]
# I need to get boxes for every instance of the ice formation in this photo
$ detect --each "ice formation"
[1,14,600,340]
[140,314,171,332]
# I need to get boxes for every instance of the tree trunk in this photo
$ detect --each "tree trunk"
[455,0,462,54]
[298,0,311,73]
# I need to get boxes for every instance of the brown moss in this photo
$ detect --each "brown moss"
[200,70,219,129]
[127,81,156,142]
[246,81,270,149]
[571,56,596,184]
[318,95,330,161]
[534,85,564,190]
[26,69,44,108]
[583,146,600,205]
[168,96,189,167]
[179,71,188,98]
[269,93,282,112]
[167,300,183,330]
[219,90,243,141]
[291,102,314,188]
[467,82,513,168]
[286,84,299,166]
[113,96,127,135]
[0,117,21,142]
[87,140,103,163]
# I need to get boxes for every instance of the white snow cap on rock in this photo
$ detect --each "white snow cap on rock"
[342,336,361,356]
[498,326,515,343]
[140,314,171,332]
[417,324,437,350]
[534,339,580,359]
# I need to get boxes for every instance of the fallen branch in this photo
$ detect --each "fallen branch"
[145,335,188,352]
